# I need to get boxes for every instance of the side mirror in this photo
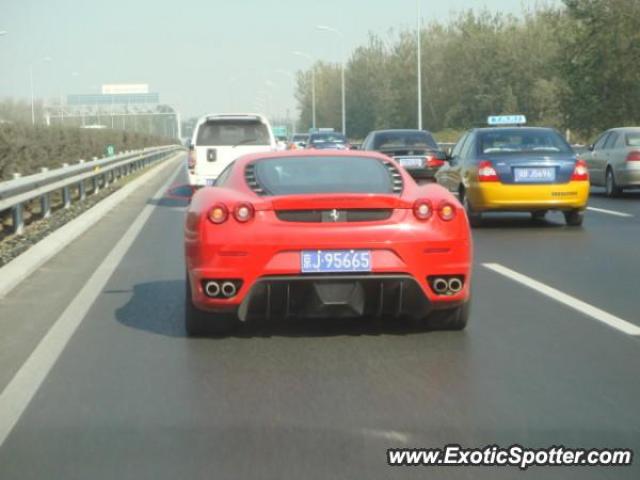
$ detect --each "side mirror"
[166,183,198,202]
[588,144,595,152]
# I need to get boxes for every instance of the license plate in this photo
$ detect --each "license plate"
[398,157,423,168]
[514,167,555,183]
[301,250,372,273]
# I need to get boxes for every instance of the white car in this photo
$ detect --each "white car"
[188,113,276,186]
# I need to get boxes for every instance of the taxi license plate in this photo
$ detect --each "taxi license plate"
[514,167,555,183]
[398,157,423,168]
[301,250,372,273]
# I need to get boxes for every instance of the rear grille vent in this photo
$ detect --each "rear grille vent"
[276,209,393,223]
[244,163,266,195]
[384,161,404,193]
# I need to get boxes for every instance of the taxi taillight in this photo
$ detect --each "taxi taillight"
[477,160,499,182]
[571,158,589,181]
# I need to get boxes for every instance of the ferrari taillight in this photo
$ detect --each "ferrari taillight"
[477,160,499,182]
[413,199,433,221]
[626,151,640,162]
[571,158,589,181]
[208,203,228,224]
[233,202,254,222]
[437,201,456,221]
[188,147,197,171]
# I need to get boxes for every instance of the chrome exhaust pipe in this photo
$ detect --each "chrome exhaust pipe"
[221,281,237,298]
[448,278,463,293]
[432,278,449,294]
[204,281,220,297]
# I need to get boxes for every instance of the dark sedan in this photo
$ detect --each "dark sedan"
[360,129,446,180]
[306,132,349,150]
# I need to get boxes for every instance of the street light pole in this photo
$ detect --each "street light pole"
[275,69,297,135]
[30,57,52,125]
[317,25,346,136]
[293,51,316,130]
[30,65,35,125]
[416,0,423,130]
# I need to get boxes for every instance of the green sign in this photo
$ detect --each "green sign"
[272,126,288,138]
[105,144,116,157]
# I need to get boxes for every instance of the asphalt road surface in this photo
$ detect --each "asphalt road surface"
[0,157,638,479]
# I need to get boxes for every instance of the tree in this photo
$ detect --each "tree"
[560,0,640,134]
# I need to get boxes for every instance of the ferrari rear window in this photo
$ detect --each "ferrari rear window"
[252,156,395,195]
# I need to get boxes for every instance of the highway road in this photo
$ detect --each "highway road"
[0,154,638,479]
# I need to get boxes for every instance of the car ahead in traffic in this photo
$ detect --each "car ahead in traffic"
[306,131,349,150]
[188,113,276,186]
[436,123,589,227]
[360,129,446,181]
[585,127,640,197]
[288,133,309,150]
[179,150,472,335]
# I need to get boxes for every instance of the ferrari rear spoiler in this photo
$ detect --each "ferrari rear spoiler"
[266,193,411,211]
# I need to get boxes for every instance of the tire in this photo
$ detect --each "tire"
[185,275,238,337]
[605,168,622,198]
[531,210,548,221]
[563,209,584,227]
[426,300,470,331]
[461,189,482,227]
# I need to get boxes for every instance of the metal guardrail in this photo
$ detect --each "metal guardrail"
[0,145,183,235]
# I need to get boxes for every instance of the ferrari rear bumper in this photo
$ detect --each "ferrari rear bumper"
[234,274,447,322]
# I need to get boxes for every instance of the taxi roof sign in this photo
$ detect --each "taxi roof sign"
[487,115,527,126]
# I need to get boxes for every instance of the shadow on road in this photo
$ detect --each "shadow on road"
[590,190,640,199]
[147,196,189,208]
[115,280,445,339]
[473,213,568,230]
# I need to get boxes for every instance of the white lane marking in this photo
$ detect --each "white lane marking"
[587,206,633,218]
[483,263,640,336]
[0,153,184,299]
[0,163,183,448]
[361,428,410,444]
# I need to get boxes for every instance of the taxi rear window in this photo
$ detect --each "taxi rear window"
[479,129,572,154]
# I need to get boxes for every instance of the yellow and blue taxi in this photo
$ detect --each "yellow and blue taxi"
[435,116,590,227]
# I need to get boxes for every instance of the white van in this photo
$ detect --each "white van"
[188,113,276,186]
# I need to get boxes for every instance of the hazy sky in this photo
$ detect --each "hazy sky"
[0,0,559,120]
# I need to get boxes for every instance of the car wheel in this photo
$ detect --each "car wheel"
[605,168,622,198]
[426,300,470,331]
[185,275,238,337]
[563,209,584,227]
[531,210,548,221]
[461,190,482,227]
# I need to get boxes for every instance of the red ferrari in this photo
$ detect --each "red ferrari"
[182,150,472,335]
